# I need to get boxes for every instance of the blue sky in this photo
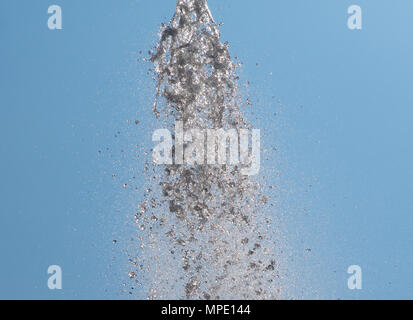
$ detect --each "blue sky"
[0,0,412,299]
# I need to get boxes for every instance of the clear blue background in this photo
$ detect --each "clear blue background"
[0,0,412,299]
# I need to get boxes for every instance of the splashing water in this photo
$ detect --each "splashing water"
[131,0,282,299]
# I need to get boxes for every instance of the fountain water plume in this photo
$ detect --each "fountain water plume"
[131,0,282,300]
